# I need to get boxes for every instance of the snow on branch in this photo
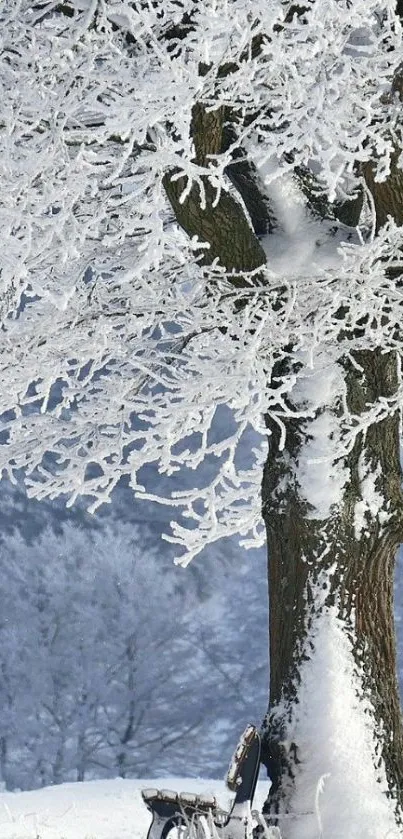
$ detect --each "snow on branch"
[1,1,403,560]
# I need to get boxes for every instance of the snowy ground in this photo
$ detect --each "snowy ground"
[0,778,269,839]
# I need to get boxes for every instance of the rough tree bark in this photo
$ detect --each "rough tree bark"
[163,12,403,832]
[260,347,403,820]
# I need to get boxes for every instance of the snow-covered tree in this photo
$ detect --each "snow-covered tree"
[0,523,266,789]
[1,0,403,832]
[0,524,194,788]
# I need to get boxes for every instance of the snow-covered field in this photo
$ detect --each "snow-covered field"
[0,778,268,839]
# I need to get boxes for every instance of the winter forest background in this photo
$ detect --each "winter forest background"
[0,444,270,792]
[1,446,403,793]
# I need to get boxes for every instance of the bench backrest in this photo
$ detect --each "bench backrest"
[226,724,261,805]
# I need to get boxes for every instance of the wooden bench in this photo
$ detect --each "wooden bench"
[142,724,261,839]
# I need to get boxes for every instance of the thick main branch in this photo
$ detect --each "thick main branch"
[163,104,267,283]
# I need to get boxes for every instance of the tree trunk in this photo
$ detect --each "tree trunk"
[260,348,403,832]
[77,731,86,783]
[258,83,403,831]
[53,732,66,785]
[0,736,8,790]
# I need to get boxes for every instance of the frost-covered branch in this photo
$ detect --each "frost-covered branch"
[1,0,403,560]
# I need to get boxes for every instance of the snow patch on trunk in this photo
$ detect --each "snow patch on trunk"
[255,159,355,279]
[292,353,348,519]
[281,605,398,839]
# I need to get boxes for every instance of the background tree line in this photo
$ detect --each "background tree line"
[0,515,267,790]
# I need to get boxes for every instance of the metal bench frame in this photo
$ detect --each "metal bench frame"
[142,724,261,839]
